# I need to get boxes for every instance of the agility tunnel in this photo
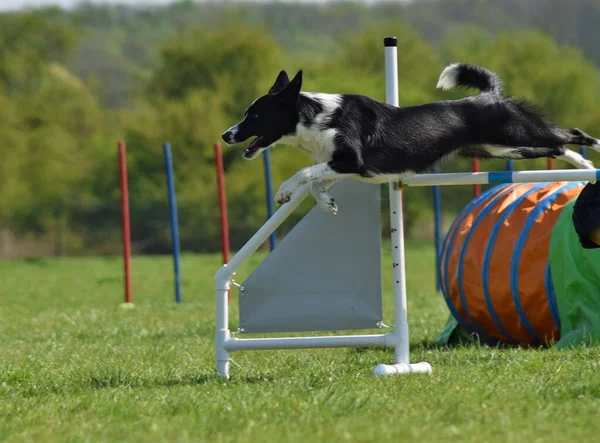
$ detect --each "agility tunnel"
[436,180,600,347]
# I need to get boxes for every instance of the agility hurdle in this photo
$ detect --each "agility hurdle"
[214,36,599,379]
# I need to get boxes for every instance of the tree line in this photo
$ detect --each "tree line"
[0,0,598,257]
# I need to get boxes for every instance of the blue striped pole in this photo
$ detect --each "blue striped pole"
[433,166,442,292]
[402,169,600,187]
[581,145,588,159]
[506,159,514,171]
[163,142,182,304]
[263,149,276,251]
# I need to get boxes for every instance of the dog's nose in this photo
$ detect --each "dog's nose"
[222,130,233,144]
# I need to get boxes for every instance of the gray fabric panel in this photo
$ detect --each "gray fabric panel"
[239,180,382,333]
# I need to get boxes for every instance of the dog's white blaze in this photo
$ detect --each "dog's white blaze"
[591,139,600,153]
[436,63,461,90]
[226,124,239,139]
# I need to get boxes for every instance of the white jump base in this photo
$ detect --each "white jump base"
[214,36,598,380]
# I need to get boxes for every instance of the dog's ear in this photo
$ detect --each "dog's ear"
[269,70,290,94]
[287,70,302,96]
[277,70,302,101]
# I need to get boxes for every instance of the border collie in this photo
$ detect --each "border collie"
[222,65,600,214]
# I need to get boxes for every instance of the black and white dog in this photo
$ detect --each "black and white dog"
[222,65,600,214]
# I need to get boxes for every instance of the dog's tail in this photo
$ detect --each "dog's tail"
[436,63,503,95]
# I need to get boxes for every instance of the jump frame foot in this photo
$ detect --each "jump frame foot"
[373,362,432,377]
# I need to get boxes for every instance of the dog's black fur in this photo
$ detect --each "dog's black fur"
[222,65,599,211]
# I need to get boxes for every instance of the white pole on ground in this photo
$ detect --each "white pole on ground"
[374,36,432,376]
[384,38,409,366]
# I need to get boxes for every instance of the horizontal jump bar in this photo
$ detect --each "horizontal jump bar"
[224,333,391,351]
[400,169,600,187]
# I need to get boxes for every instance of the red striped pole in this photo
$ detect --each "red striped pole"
[118,141,133,305]
[472,159,481,197]
[215,143,230,264]
[547,157,555,170]
[215,143,231,301]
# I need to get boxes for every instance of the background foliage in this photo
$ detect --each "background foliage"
[1,0,599,257]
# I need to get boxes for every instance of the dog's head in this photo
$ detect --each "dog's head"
[221,70,302,159]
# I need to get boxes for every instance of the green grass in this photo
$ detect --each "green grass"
[1,241,600,442]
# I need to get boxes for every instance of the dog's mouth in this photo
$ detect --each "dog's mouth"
[243,136,269,159]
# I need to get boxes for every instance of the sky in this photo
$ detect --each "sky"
[0,0,347,11]
[2,0,191,10]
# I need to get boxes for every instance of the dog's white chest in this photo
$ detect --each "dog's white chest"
[292,126,337,163]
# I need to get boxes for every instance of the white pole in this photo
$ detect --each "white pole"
[224,334,390,351]
[401,169,599,187]
[384,37,410,366]
[375,36,432,377]
[215,287,230,379]
[215,184,311,286]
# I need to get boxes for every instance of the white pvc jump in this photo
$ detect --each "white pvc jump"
[401,169,599,187]
[213,36,599,380]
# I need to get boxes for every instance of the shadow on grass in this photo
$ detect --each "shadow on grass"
[89,372,213,389]
[89,371,277,389]
[232,375,276,384]
[350,338,527,355]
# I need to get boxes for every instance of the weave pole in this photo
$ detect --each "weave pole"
[215,143,231,301]
[215,143,230,265]
[118,141,133,306]
[263,150,276,251]
[163,142,182,304]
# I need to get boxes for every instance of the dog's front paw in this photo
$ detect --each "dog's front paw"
[275,183,295,206]
[315,195,338,215]
[322,198,338,215]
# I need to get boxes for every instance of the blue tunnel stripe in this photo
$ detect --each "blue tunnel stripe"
[545,263,561,329]
[440,187,495,295]
[457,184,520,344]
[454,184,522,345]
[483,183,550,342]
[511,182,583,343]
[441,185,514,338]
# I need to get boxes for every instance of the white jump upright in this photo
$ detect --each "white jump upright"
[213,36,600,380]
[374,36,433,376]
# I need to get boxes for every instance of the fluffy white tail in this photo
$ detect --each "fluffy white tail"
[437,63,503,95]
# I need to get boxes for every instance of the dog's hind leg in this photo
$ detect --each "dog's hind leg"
[471,144,595,169]
[512,146,594,170]
[558,128,600,152]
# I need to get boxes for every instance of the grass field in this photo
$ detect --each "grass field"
[2,240,600,442]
